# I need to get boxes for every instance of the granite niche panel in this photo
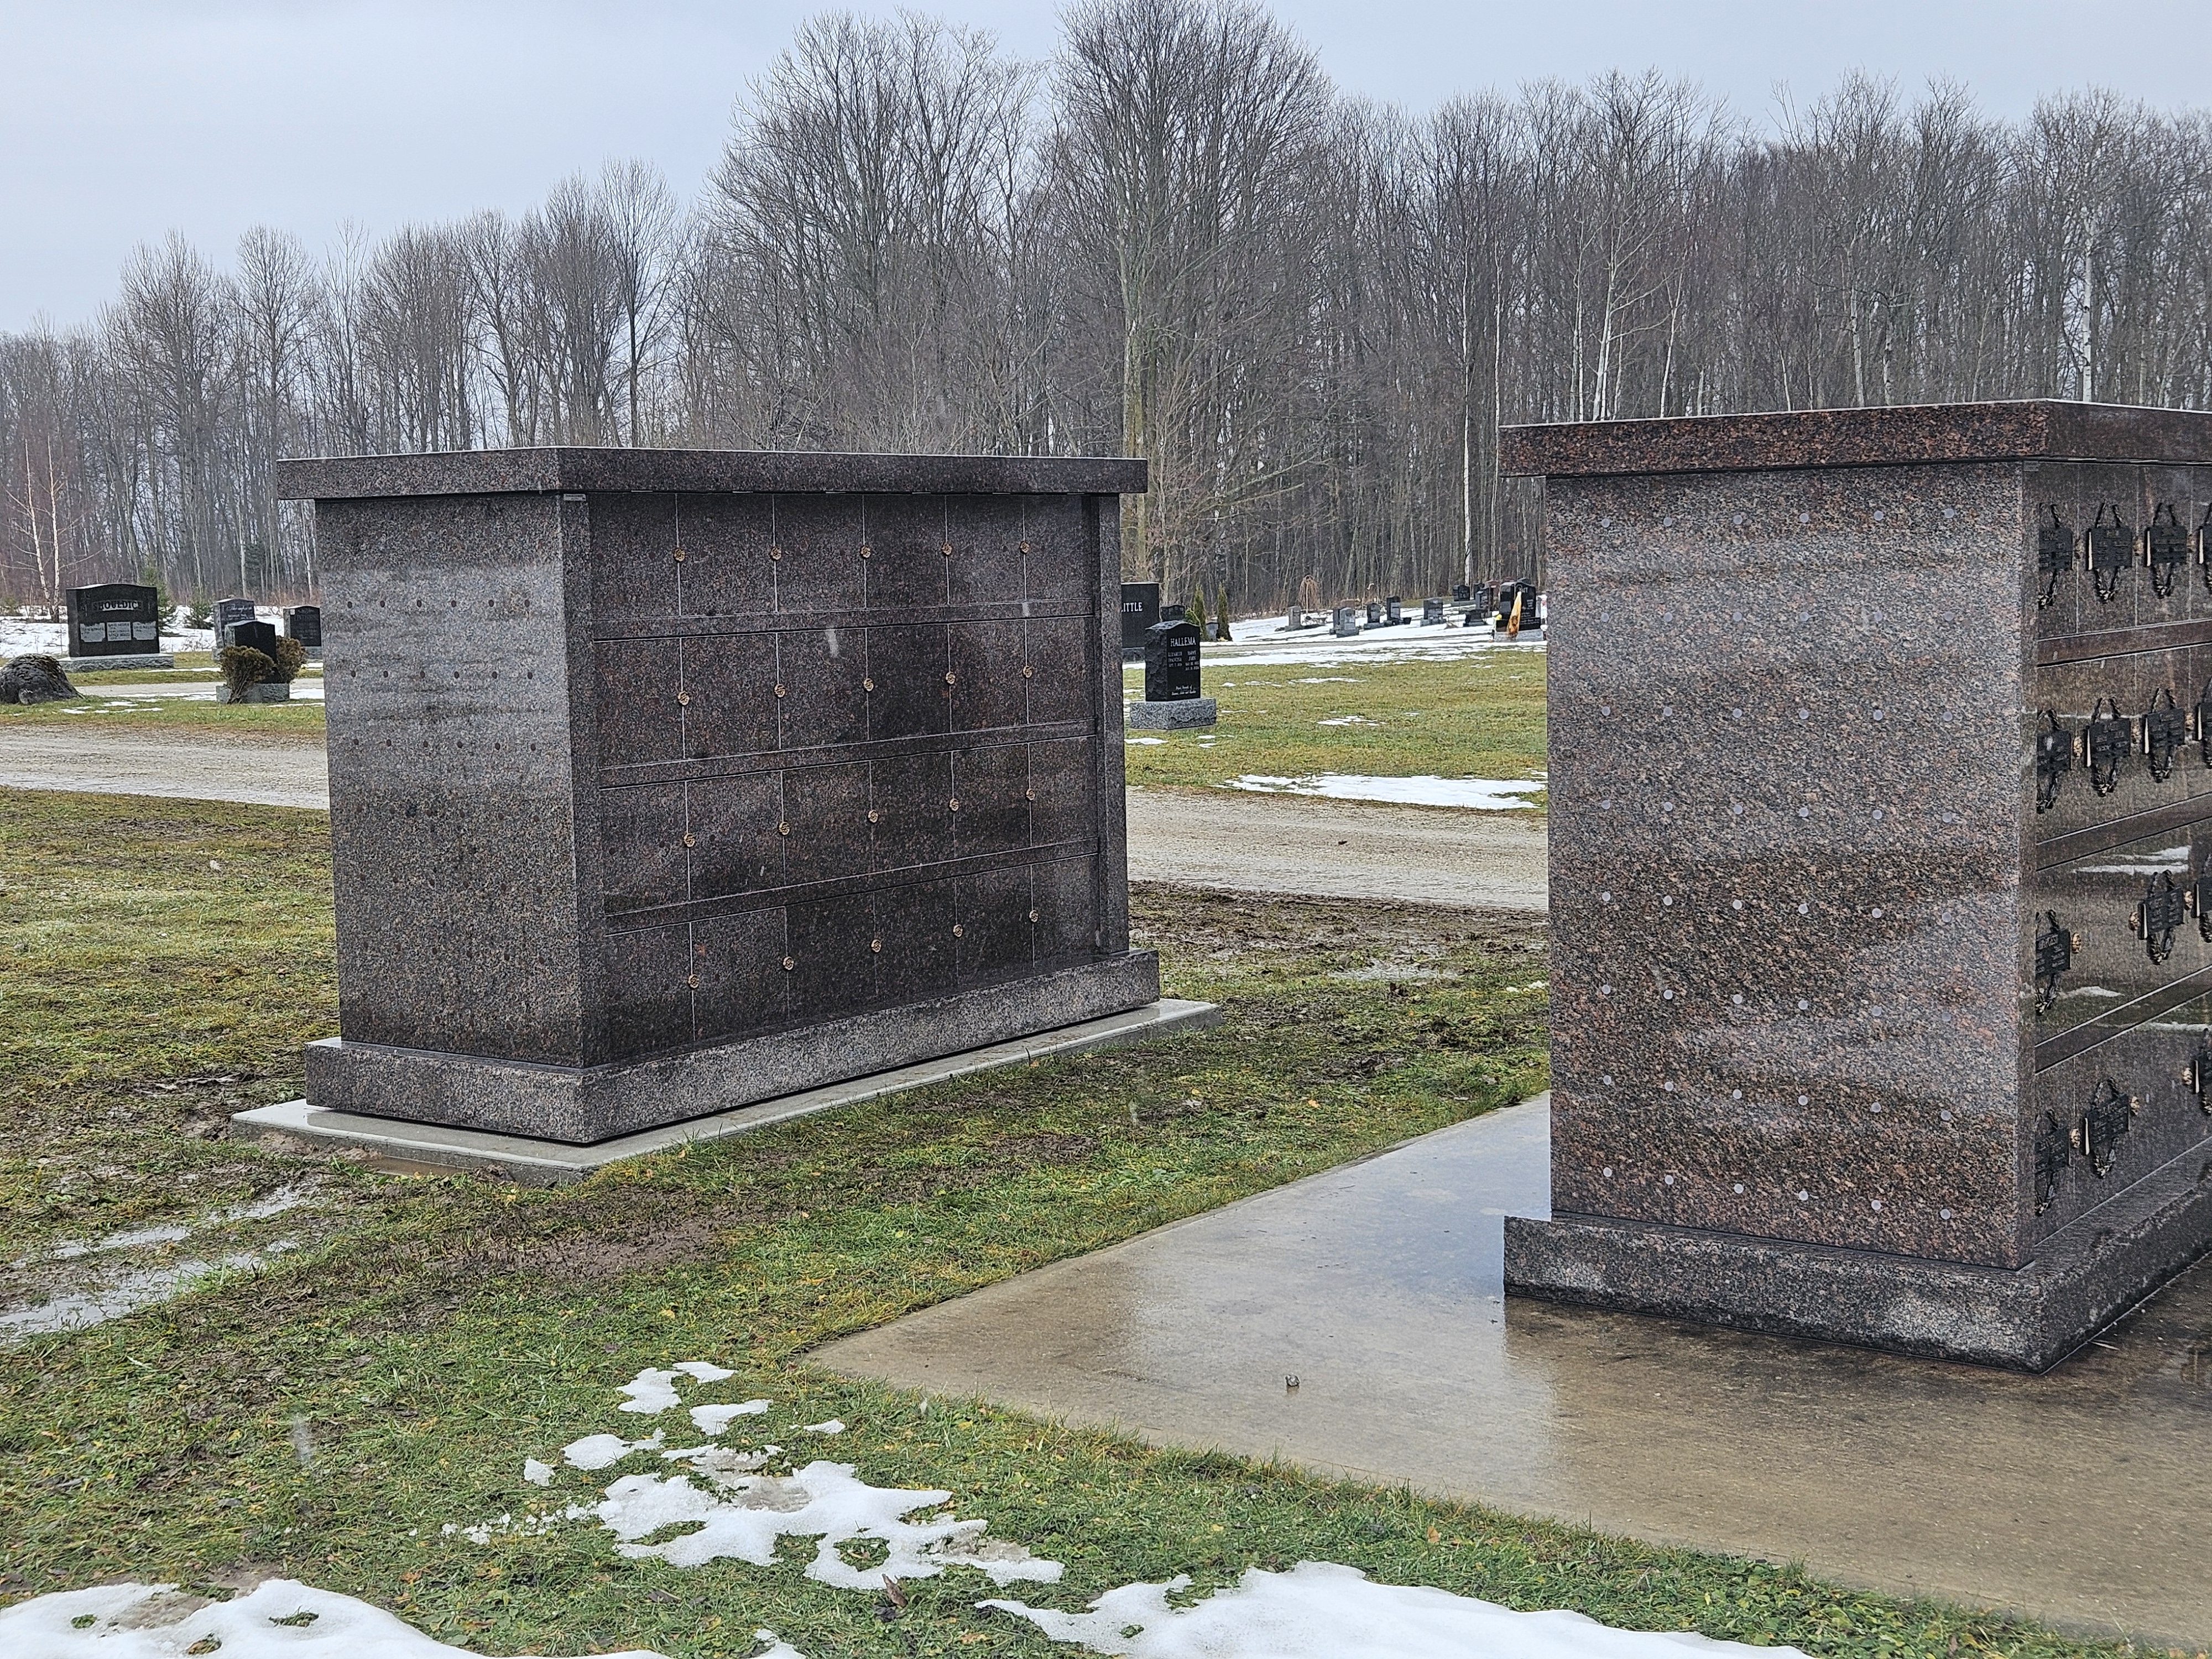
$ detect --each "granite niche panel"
[277,448,1153,1144]
[1501,401,2212,1370]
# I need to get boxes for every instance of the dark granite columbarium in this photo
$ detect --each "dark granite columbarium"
[276,447,1156,1144]
[1502,400,2212,1370]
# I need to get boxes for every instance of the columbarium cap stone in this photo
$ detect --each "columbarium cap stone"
[276,445,1154,1146]
[1501,398,2212,1370]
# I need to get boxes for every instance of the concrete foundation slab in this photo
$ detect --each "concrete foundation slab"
[816,1095,2212,1647]
[61,654,174,673]
[1125,697,1218,730]
[229,996,1220,1181]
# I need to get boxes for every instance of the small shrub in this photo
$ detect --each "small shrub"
[217,645,276,699]
[270,635,308,683]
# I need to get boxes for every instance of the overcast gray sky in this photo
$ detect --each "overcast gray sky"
[2,0,2201,333]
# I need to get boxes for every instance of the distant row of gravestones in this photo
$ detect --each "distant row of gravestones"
[61,583,321,663]
[1115,579,1541,658]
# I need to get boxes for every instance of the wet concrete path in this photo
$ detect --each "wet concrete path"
[817,1097,2212,1646]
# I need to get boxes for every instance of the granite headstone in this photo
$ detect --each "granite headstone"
[66,583,161,658]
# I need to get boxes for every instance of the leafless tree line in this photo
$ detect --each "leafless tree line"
[8,0,2212,617]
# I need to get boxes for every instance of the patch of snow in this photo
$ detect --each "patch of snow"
[1292,676,1361,684]
[983,1560,1806,1659]
[0,1578,673,1658]
[523,1458,555,1486]
[1126,735,1167,745]
[691,1399,772,1434]
[802,1419,846,1435]
[593,1459,1063,1589]
[617,1367,685,1413]
[674,1360,734,1381]
[1224,774,1546,810]
[1316,715,1378,727]
[442,1511,583,1545]
[563,1431,665,1470]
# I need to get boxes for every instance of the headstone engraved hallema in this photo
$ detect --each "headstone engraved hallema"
[1503,399,2212,1369]
[1126,609,1217,731]
[272,448,1167,1144]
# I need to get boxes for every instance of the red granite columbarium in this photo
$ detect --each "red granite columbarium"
[1503,400,2212,1369]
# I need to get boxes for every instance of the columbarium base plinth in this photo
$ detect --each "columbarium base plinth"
[269,447,1178,1149]
[1501,401,2212,1370]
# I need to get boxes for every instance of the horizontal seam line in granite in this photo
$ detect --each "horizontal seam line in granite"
[1537,1211,2021,1276]
[599,722,1094,786]
[2034,618,2212,665]
[602,837,1097,930]
[591,604,1094,639]
[2033,956,2212,1071]
[2034,794,2212,868]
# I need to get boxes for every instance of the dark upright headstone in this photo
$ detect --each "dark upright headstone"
[1453,583,1473,603]
[66,583,160,657]
[1142,615,1202,702]
[213,598,257,648]
[1365,601,1381,627]
[1332,606,1359,637]
[1385,595,1404,624]
[1422,597,1445,625]
[1501,399,2212,1370]
[1119,582,1161,653]
[224,619,280,659]
[284,605,323,649]
[274,447,1158,1145]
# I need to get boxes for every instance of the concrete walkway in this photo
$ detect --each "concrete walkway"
[816,1097,2212,1647]
[0,730,1548,909]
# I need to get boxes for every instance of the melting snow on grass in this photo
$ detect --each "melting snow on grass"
[1225,774,1546,810]
[984,1561,1809,1659]
[4,1358,1817,1659]
[0,1578,681,1658]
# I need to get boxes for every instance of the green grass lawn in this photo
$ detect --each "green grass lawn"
[0,688,328,736]
[1121,653,1546,805]
[0,788,2114,1659]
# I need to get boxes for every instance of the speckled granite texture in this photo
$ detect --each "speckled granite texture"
[1503,401,2212,1368]
[280,447,1153,1144]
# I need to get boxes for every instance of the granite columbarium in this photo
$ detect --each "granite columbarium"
[1502,400,2212,1369]
[257,447,1198,1149]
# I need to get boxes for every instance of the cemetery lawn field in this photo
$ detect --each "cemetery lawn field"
[0,789,2115,1659]
[0,693,328,735]
[1120,650,1546,805]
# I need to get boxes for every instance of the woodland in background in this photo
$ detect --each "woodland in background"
[7,0,2212,615]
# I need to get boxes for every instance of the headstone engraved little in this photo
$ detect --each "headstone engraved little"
[1422,597,1445,625]
[1128,613,1217,730]
[1119,582,1161,658]
[62,583,171,670]
[1332,606,1359,637]
[284,604,323,659]
[212,597,257,650]
[1501,398,2212,1370]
